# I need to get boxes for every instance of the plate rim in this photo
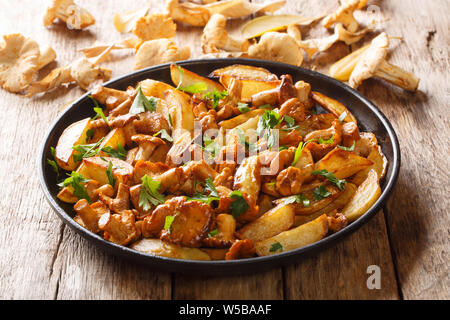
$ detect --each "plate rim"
[38,58,401,272]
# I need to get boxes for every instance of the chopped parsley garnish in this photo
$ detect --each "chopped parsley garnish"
[208,229,219,237]
[139,175,165,211]
[258,104,272,109]
[47,146,60,176]
[230,190,249,219]
[257,110,282,149]
[236,129,258,153]
[318,135,335,144]
[203,89,229,110]
[203,135,218,158]
[283,115,295,127]
[154,129,173,142]
[269,242,284,253]
[168,113,173,127]
[93,107,110,127]
[179,82,208,94]
[106,161,116,187]
[85,128,95,143]
[130,86,157,114]
[313,185,331,200]
[312,169,346,190]
[72,137,105,162]
[279,145,289,151]
[187,178,220,205]
[204,177,219,197]
[339,111,348,123]
[292,139,315,166]
[283,193,310,207]
[58,172,91,203]
[237,102,251,113]
[163,215,176,232]
[101,142,127,160]
[339,141,356,151]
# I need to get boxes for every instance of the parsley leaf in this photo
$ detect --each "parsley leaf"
[313,185,331,200]
[93,107,110,127]
[130,86,157,114]
[203,89,229,110]
[237,102,251,113]
[283,115,295,127]
[236,129,258,153]
[101,142,127,160]
[163,215,176,233]
[72,138,105,162]
[258,104,272,109]
[338,141,356,151]
[85,128,95,143]
[186,178,220,205]
[204,177,219,197]
[179,82,208,94]
[154,129,173,142]
[58,172,91,203]
[139,175,165,211]
[283,193,310,207]
[318,135,335,144]
[208,229,219,237]
[230,190,249,219]
[269,242,284,253]
[257,110,282,148]
[312,169,346,190]
[203,135,218,157]
[47,146,60,176]
[292,139,315,166]
[106,161,116,187]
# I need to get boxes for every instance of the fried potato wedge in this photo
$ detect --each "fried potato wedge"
[311,91,357,124]
[219,109,265,129]
[352,145,388,185]
[209,64,278,81]
[233,155,261,198]
[81,156,134,187]
[316,148,373,179]
[236,204,295,242]
[170,64,224,93]
[161,200,215,247]
[55,118,92,171]
[139,79,187,100]
[98,128,126,157]
[131,239,211,261]
[255,214,328,256]
[219,75,280,102]
[342,169,381,222]
[164,89,195,140]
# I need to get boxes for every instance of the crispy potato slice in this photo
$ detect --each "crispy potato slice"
[81,156,134,187]
[98,128,126,157]
[219,109,265,129]
[160,200,215,247]
[55,118,92,171]
[316,148,373,179]
[131,239,211,261]
[352,145,388,185]
[209,64,278,81]
[170,64,224,92]
[255,214,328,256]
[219,75,280,102]
[233,155,261,199]
[311,91,357,124]
[258,194,274,215]
[164,89,195,140]
[236,204,295,242]
[139,79,187,100]
[342,169,381,222]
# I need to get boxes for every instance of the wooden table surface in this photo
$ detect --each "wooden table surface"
[0,0,448,300]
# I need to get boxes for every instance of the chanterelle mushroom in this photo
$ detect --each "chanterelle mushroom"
[322,0,367,33]
[165,0,211,27]
[248,32,303,66]
[0,34,39,93]
[134,39,190,70]
[44,0,95,30]
[132,14,177,41]
[349,32,420,91]
[132,134,166,162]
[201,14,249,53]
[27,57,111,97]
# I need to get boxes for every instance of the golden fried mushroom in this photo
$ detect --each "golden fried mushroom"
[201,14,249,53]
[0,34,39,93]
[44,0,95,30]
[248,32,303,66]
[132,14,177,41]
[134,39,190,70]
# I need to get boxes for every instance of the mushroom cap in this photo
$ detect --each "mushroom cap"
[349,32,389,89]
[0,34,40,93]
[248,32,303,66]
[70,58,112,90]
[134,39,190,70]
[322,0,366,32]
[132,14,177,41]
[44,0,95,29]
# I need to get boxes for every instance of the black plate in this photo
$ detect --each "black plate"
[38,58,400,275]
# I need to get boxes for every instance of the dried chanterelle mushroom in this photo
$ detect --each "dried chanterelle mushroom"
[322,0,367,33]
[248,32,303,66]
[27,57,111,97]
[0,34,57,93]
[44,0,95,30]
[349,32,420,91]
[134,39,190,70]
[132,13,177,41]
[201,14,249,53]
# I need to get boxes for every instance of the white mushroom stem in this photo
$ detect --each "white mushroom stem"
[374,59,420,92]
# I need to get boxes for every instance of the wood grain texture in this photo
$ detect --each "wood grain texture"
[0,0,447,300]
